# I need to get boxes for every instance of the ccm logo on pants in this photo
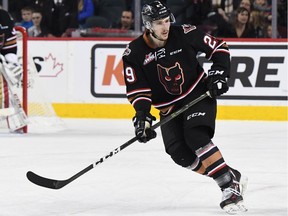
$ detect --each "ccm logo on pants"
[187,112,206,120]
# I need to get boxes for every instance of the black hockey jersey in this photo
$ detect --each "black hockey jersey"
[0,9,17,56]
[122,24,230,114]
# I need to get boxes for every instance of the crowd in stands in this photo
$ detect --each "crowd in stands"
[3,0,287,38]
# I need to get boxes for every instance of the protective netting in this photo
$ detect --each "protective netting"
[0,29,66,133]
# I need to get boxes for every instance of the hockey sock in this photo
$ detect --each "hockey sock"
[195,141,232,188]
[187,157,207,175]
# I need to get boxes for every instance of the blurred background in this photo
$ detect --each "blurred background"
[1,0,287,38]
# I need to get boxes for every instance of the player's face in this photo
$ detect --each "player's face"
[151,16,171,41]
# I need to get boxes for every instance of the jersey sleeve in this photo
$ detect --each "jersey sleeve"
[122,44,152,113]
[0,10,17,56]
[180,24,231,77]
[1,27,17,56]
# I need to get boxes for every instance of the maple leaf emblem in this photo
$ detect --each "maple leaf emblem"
[40,53,64,77]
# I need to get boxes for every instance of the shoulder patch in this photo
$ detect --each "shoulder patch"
[181,24,196,34]
[123,45,131,57]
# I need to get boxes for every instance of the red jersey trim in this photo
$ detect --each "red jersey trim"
[126,88,151,97]
[132,96,152,107]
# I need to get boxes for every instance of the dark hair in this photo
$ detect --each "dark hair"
[21,6,34,12]
[122,10,134,19]
[32,9,51,37]
[236,6,250,22]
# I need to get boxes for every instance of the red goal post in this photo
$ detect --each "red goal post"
[15,26,28,133]
[12,26,65,134]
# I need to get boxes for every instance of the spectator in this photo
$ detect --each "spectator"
[165,0,212,26]
[250,10,266,37]
[228,0,252,25]
[28,10,54,37]
[277,0,287,38]
[213,7,256,38]
[32,0,78,37]
[253,0,271,22]
[199,0,235,35]
[239,0,252,11]
[211,0,234,23]
[112,10,134,30]
[78,0,94,28]
[7,0,34,22]
[52,0,78,37]
[16,6,34,30]
[264,23,272,38]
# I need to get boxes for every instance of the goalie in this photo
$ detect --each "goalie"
[0,9,27,132]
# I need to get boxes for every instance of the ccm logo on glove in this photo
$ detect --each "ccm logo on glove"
[208,70,225,76]
[205,70,229,98]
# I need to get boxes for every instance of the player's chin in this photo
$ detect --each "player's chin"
[161,33,169,40]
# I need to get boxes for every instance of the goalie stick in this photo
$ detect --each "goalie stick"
[26,91,210,189]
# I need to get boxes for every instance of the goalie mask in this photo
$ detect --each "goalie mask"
[142,1,175,30]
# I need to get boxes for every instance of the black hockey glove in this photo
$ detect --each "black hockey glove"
[133,111,157,143]
[205,71,229,98]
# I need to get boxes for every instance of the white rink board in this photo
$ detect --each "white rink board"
[23,39,287,106]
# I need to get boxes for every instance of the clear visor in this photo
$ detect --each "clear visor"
[145,14,175,30]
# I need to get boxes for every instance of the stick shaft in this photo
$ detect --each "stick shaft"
[27,92,209,189]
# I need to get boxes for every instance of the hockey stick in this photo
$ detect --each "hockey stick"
[26,91,210,189]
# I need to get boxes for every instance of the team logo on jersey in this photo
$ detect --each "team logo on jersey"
[156,48,166,59]
[143,49,166,65]
[122,45,131,56]
[143,52,155,65]
[157,62,184,95]
[182,24,196,34]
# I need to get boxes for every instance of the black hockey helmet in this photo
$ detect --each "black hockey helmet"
[142,1,175,29]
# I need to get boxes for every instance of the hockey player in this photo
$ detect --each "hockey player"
[0,9,27,132]
[122,1,247,214]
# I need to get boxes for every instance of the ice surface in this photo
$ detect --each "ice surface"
[0,119,287,216]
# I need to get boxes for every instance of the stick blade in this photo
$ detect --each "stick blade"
[26,171,66,189]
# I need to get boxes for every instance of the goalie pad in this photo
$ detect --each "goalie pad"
[6,79,28,132]
[0,107,15,116]
[7,110,29,132]
[0,54,23,85]
[0,54,28,132]
[4,63,23,85]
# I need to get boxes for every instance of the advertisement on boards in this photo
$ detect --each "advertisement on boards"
[26,39,287,119]
[91,42,287,102]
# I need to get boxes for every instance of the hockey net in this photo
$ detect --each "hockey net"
[0,26,65,133]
